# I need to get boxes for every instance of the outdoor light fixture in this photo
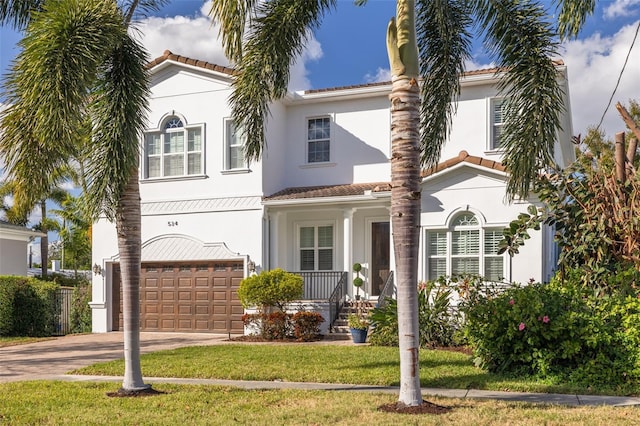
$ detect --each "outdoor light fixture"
[247,260,256,273]
[92,263,103,276]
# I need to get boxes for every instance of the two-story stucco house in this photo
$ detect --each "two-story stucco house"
[90,51,574,335]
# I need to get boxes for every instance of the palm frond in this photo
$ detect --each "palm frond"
[0,0,127,209]
[416,0,472,169]
[0,0,44,29]
[85,33,149,221]
[229,0,336,162]
[122,0,170,25]
[554,0,595,40]
[209,0,259,63]
[474,0,563,200]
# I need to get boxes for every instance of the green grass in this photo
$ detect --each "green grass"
[72,344,638,396]
[0,381,638,425]
[0,336,54,347]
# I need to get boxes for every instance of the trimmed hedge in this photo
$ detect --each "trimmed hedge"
[0,276,59,336]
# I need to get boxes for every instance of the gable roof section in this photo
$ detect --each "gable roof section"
[263,153,504,204]
[145,51,564,98]
[421,151,506,179]
[146,50,236,76]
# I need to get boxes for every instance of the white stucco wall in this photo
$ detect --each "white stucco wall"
[0,238,28,276]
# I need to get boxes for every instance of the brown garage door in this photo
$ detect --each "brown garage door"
[112,261,244,333]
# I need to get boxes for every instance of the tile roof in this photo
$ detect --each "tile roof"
[146,51,564,95]
[304,60,565,95]
[422,151,506,178]
[146,50,236,76]
[264,152,505,202]
[264,182,391,201]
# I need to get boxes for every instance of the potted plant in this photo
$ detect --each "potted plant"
[348,313,369,343]
[353,263,364,300]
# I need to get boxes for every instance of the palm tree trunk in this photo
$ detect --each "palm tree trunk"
[40,200,48,278]
[116,169,148,391]
[390,74,422,406]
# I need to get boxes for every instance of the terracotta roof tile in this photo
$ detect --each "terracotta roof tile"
[147,51,564,95]
[146,50,236,76]
[264,182,391,201]
[421,151,506,178]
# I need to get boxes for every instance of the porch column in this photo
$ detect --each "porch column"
[270,211,281,269]
[343,208,354,277]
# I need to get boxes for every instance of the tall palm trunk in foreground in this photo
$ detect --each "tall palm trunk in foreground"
[387,0,422,405]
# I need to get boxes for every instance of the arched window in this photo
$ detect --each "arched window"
[143,115,203,178]
[426,212,505,281]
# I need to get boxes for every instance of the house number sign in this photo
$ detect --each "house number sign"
[168,221,178,227]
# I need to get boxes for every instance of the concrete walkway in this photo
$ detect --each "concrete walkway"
[2,332,640,407]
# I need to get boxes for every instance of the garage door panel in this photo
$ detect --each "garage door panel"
[195,277,209,287]
[114,261,245,333]
[195,305,210,315]
[161,278,176,288]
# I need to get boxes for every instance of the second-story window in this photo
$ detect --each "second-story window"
[144,115,203,179]
[490,98,506,150]
[225,120,247,170]
[307,117,330,163]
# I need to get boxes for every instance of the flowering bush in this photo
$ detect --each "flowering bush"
[461,274,640,386]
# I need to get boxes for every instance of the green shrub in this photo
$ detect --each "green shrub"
[36,272,90,288]
[70,284,92,333]
[237,269,303,311]
[369,279,461,348]
[461,274,640,387]
[0,276,59,336]
[292,311,324,341]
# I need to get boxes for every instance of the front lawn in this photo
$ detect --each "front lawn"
[0,381,637,425]
[72,344,639,396]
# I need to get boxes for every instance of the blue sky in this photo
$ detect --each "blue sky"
[1,0,639,136]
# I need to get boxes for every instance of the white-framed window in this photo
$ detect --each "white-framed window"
[490,98,506,150]
[426,212,506,281]
[307,117,330,163]
[143,115,204,179]
[224,119,247,170]
[298,224,334,271]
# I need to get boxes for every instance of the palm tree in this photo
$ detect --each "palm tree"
[210,0,593,406]
[0,0,165,393]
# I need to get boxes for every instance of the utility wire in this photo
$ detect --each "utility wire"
[597,20,640,131]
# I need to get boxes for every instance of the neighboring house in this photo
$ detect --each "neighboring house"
[0,220,45,276]
[90,51,574,335]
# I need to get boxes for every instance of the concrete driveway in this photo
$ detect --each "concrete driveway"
[0,332,228,383]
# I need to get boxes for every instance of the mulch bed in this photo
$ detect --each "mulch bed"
[106,387,165,398]
[378,400,451,415]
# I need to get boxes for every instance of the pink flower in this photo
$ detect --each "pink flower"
[518,322,526,331]
[509,299,515,305]
[542,316,550,323]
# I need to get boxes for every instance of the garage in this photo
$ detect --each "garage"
[112,261,244,333]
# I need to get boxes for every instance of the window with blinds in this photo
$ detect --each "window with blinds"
[143,115,204,179]
[225,120,247,170]
[491,98,506,150]
[426,212,505,281]
[299,225,334,271]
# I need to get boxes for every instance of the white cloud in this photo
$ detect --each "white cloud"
[561,21,640,138]
[604,0,640,20]
[133,0,322,92]
[363,67,391,83]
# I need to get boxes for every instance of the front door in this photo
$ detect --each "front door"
[370,221,390,297]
